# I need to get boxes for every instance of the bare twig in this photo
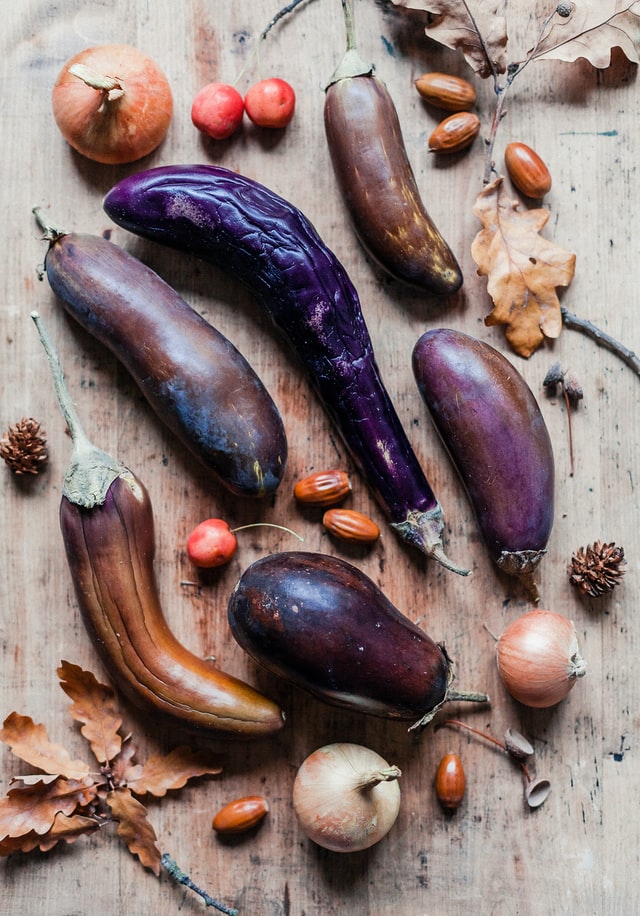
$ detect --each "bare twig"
[161,854,238,915]
[561,309,640,378]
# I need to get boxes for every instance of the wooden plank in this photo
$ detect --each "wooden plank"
[1,2,638,913]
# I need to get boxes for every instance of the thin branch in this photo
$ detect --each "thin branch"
[562,309,640,378]
[161,854,238,915]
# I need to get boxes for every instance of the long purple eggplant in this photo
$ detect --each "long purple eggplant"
[228,551,488,728]
[103,164,469,575]
[34,210,287,498]
[412,328,555,599]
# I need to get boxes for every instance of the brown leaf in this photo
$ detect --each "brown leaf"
[57,660,123,764]
[391,0,508,77]
[471,177,576,357]
[110,737,138,785]
[123,746,222,798]
[0,712,91,780]
[531,2,640,67]
[0,812,100,856]
[106,786,161,875]
[0,777,98,839]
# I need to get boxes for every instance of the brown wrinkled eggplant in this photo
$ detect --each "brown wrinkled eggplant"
[323,0,462,294]
[228,551,488,729]
[412,328,555,599]
[33,312,285,738]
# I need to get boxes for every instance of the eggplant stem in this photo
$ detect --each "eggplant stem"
[31,311,125,508]
[231,522,303,541]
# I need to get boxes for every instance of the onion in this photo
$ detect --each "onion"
[51,44,173,164]
[292,743,401,852]
[496,609,586,708]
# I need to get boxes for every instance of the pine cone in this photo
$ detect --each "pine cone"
[569,541,626,598]
[0,418,48,476]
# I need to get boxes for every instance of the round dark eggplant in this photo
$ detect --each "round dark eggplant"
[227,551,488,728]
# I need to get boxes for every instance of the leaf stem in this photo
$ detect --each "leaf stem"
[161,854,238,915]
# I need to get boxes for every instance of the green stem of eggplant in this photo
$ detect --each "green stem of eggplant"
[31,311,125,508]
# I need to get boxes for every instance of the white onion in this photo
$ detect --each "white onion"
[496,609,586,708]
[292,743,401,852]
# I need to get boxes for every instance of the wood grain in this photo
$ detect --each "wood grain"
[1,2,638,914]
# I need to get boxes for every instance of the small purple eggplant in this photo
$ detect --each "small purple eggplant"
[412,329,554,599]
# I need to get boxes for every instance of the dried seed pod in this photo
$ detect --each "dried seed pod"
[435,753,466,809]
[504,142,552,198]
[503,728,534,760]
[524,777,551,808]
[428,112,480,154]
[415,72,476,111]
[294,469,351,506]
[212,796,269,834]
[322,508,380,543]
[0,418,48,475]
[569,541,626,597]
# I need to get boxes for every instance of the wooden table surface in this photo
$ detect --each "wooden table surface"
[2,2,638,913]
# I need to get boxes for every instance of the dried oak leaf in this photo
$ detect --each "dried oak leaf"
[0,712,90,780]
[106,786,161,875]
[530,1,640,67]
[57,660,123,765]
[471,177,576,357]
[122,746,223,799]
[390,0,508,77]
[0,777,98,839]
[0,812,99,857]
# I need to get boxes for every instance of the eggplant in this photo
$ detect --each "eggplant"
[33,312,285,738]
[34,211,287,498]
[103,164,469,575]
[412,328,555,598]
[227,551,488,728]
[323,0,462,293]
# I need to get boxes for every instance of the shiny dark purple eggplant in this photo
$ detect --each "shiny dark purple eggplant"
[103,164,468,575]
[323,3,462,294]
[35,212,287,498]
[412,328,555,598]
[227,551,488,728]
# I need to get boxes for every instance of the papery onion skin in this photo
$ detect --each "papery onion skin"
[496,610,586,708]
[52,44,173,164]
[292,743,401,853]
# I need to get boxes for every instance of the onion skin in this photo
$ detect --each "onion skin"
[292,743,401,852]
[52,44,173,165]
[228,551,460,724]
[412,328,554,597]
[496,610,586,708]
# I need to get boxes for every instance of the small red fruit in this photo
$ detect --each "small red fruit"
[186,518,238,568]
[244,78,295,129]
[191,82,244,140]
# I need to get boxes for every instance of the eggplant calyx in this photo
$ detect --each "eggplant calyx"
[392,508,471,577]
[32,207,69,245]
[496,548,547,602]
[325,49,374,89]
